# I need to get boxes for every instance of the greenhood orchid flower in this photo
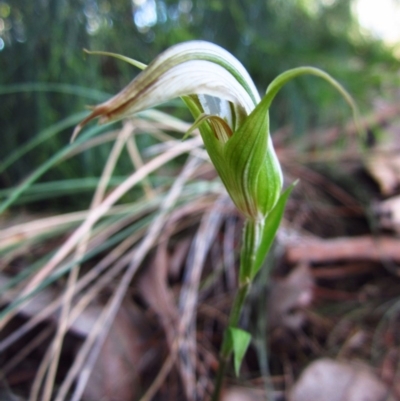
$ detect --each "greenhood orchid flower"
[73,41,360,397]
[73,40,358,280]
[74,41,356,222]
[73,41,284,221]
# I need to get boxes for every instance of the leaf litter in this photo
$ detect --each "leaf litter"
[1,96,400,400]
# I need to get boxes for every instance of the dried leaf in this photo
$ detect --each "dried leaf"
[365,152,400,195]
[289,358,397,401]
[364,123,400,196]
[82,302,152,401]
[221,386,265,401]
[374,194,400,233]
[138,243,179,346]
[268,263,314,331]
[379,349,400,397]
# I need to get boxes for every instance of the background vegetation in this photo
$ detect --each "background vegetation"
[1,0,398,208]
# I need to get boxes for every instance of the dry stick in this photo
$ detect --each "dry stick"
[0,136,202,331]
[38,122,135,401]
[57,154,203,401]
[285,235,400,265]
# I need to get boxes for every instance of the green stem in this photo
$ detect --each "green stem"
[211,219,262,401]
[212,282,250,401]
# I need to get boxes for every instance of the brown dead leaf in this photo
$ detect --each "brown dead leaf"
[82,301,152,401]
[374,195,400,233]
[221,386,265,401]
[364,121,400,196]
[138,242,179,347]
[379,348,400,398]
[289,358,398,401]
[365,152,400,195]
[268,263,314,331]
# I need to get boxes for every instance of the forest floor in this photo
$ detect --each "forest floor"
[1,97,400,401]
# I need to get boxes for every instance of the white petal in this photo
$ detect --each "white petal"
[73,41,261,138]
[98,59,256,124]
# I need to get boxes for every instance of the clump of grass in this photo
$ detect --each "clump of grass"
[0,106,228,400]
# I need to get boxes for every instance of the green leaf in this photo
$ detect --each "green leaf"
[181,96,237,203]
[228,327,252,377]
[262,66,362,135]
[83,49,148,70]
[251,181,298,279]
[224,101,270,218]
[184,113,233,143]
[224,91,284,218]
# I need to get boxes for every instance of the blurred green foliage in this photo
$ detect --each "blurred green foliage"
[0,0,398,208]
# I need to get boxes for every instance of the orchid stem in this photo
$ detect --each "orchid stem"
[211,219,259,401]
[212,282,250,401]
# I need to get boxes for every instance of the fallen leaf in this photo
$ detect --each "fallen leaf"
[221,386,265,401]
[82,301,152,401]
[268,263,314,331]
[374,194,400,233]
[138,243,179,347]
[289,358,398,401]
[365,152,400,195]
[379,349,400,398]
[364,121,400,196]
